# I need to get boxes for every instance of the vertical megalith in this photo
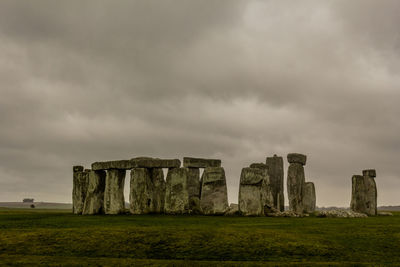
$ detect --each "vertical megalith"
[266,155,284,211]
[350,170,377,216]
[200,167,229,215]
[187,168,201,212]
[104,169,126,214]
[351,175,366,213]
[130,168,153,214]
[303,182,316,213]
[239,166,273,216]
[164,168,190,214]
[150,168,166,213]
[287,153,306,213]
[72,166,89,215]
[83,170,106,215]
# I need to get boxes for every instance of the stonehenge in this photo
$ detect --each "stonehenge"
[287,153,316,214]
[266,155,284,211]
[238,165,273,216]
[351,169,377,216]
[72,153,379,217]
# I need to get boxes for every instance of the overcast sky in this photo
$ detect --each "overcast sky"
[0,0,399,206]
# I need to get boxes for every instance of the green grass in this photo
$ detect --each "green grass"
[0,209,399,266]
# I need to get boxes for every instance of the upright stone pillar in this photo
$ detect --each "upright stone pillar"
[239,166,272,216]
[130,168,153,214]
[150,168,166,213]
[303,182,316,213]
[287,153,306,213]
[350,175,366,213]
[363,169,377,216]
[266,155,284,211]
[104,169,126,214]
[164,168,190,214]
[187,168,201,212]
[83,170,106,215]
[200,167,229,215]
[72,166,89,215]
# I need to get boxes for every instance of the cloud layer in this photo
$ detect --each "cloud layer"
[0,0,399,206]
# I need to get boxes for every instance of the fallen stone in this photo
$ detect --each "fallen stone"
[266,155,285,212]
[303,182,316,213]
[224,203,239,216]
[183,157,221,168]
[316,209,368,218]
[187,168,201,212]
[91,160,133,171]
[164,168,190,214]
[266,210,306,217]
[72,167,89,215]
[82,170,106,215]
[363,169,376,178]
[287,162,305,213]
[378,211,393,216]
[200,167,229,215]
[287,153,307,165]
[131,157,181,168]
[104,169,126,214]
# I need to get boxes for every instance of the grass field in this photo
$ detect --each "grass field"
[0,209,399,266]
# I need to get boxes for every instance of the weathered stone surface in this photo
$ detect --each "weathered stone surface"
[82,170,106,215]
[104,169,126,214]
[183,157,221,168]
[249,163,268,169]
[239,167,273,216]
[316,209,367,218]
[72,167,89,215]
[350,175,366,213]
[92,160,133,171]
[287,153,307,165]
[287,163,305,213]
[363,169,376,178]
[164,168,189,214]
[187,168,201,211]
[129,168,153,214]
[73,165,84,172]
[129,168,166,214]
[131,157,181,168]
[363,175,377,216]
[150,168,166,213]
[303,182,316,213]
[351,172,377,216]
[266,155,284,211]
[225,203,239,216]
[200,167,229,215]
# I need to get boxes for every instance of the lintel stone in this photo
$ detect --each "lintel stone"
[131,157,181,168]
[92,160,133,171]
[183,157,221,168]
[287,153,307,165]
[362,169,376,178]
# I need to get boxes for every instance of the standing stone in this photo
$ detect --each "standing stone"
[164,168,190,214]
[187,168,201,212]
[303,182,316,213]
[200,167,229,215]
[287,153,306,213]
[350,170,377,216]
[350,175,366,213]
[72,166,89,215]
[82,170,106,215]
[363,169,377,216]
[266,155,284,211]
[150,168,166,213]
[104,169,126,214]
[239,167,273,216]
[130,168,153,214]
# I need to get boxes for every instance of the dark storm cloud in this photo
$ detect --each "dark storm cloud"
[0,0,399,206]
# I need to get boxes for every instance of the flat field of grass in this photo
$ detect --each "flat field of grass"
[0,209,399,266]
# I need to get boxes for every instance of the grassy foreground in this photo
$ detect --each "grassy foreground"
[0,209,399,266]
